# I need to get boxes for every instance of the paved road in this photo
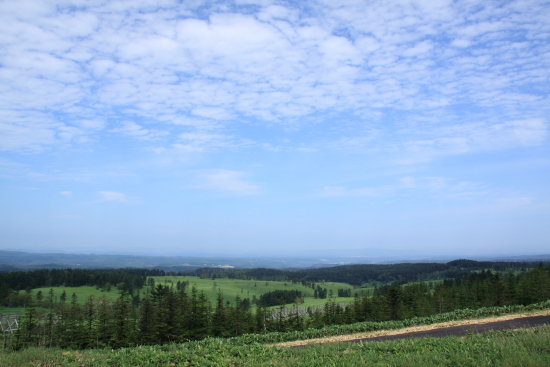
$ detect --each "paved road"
[348,315,550,344]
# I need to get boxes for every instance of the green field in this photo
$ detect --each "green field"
[36,285,121,303]
[0,276,371,314]
[150,275,367,308]
[0,286,122,314]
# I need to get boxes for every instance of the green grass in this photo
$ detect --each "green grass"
[1,324,548,366]
[0,286,121,314]
[150,276,363,308]
[0,287,125,315]
[33,286,121,303]
[0,277,365,314]
[0,307,27,315]
[0,286,120,314]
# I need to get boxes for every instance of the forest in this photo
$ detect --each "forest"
[181,259,544,285]
[2,261,548,351]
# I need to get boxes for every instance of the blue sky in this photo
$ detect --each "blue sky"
[1,0,549,258]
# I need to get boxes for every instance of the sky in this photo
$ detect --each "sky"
[1,0,549,258]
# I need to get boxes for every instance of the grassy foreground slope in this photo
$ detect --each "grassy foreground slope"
[1,325,548,366]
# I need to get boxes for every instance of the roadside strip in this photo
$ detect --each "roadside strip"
[273,309,550,347]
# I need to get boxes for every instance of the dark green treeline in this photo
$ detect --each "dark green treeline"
[184,259,547,285]
[12,264,550,350]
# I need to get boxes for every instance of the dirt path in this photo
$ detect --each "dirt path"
[273,309,550,347]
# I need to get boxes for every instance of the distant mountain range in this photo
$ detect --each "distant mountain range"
[0,249,549,271]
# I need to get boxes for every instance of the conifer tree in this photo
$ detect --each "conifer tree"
[150,284,169,343]
[96,295,112,348]
[17,298,38,348]
[44,288,56,347]
[35,290,43,306]
[254,305,269,334]
[161,288,182,343]
[211,291,228,337]
[111,291,134,348]
[307,307,324,329]
[229,295,250,336]
[64,293,83,348]
[137,296,156,345]
[187,286,210,340]
[80,295,96,348]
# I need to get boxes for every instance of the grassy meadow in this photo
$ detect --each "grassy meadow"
[0,276,370,314]
[150,275,366,308]
[0,286,121,314]
[33,286,121,303]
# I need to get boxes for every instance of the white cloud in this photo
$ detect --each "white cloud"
[319,175,485,200]
[451,39,471,48]
[0,110,58,151]
[178,132,230,149]
[191,107,231,120]
[60,191,72,195]
[0,0,547,155]
[110,121,169,140]
[74,119,106,130]
[401,41,433,58]
[397,118,548,163]
[318,185,391,197]
[196,169,260,195]
[98,191,136,203]
[0,157,28,178]
[506,119,548,146]
[493,196,532,208]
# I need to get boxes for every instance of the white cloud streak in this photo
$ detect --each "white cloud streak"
[110,121,169,140]
[98,191,135,203]
[319,175,486,200]
[196,169,260,195]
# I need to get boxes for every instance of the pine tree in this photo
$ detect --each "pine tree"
[187,286,210,340]
[96,295,112,348]
[531,264,550,302]
[35,290,43,306]
[150,284,169,344]
[53,294,69,347]
[211,291,228,337]
[64,293,83,348]
[161,289,182,343]
[229,295,251,336]
[81,295,96,348]
[110,291,133,348]
[44,288,56,347]
[287,307,304,331]
[17,298,38,348]
[137,297,156,345]
[307,307,324,329]
[254,305,269,334]
[323,297,343,325]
